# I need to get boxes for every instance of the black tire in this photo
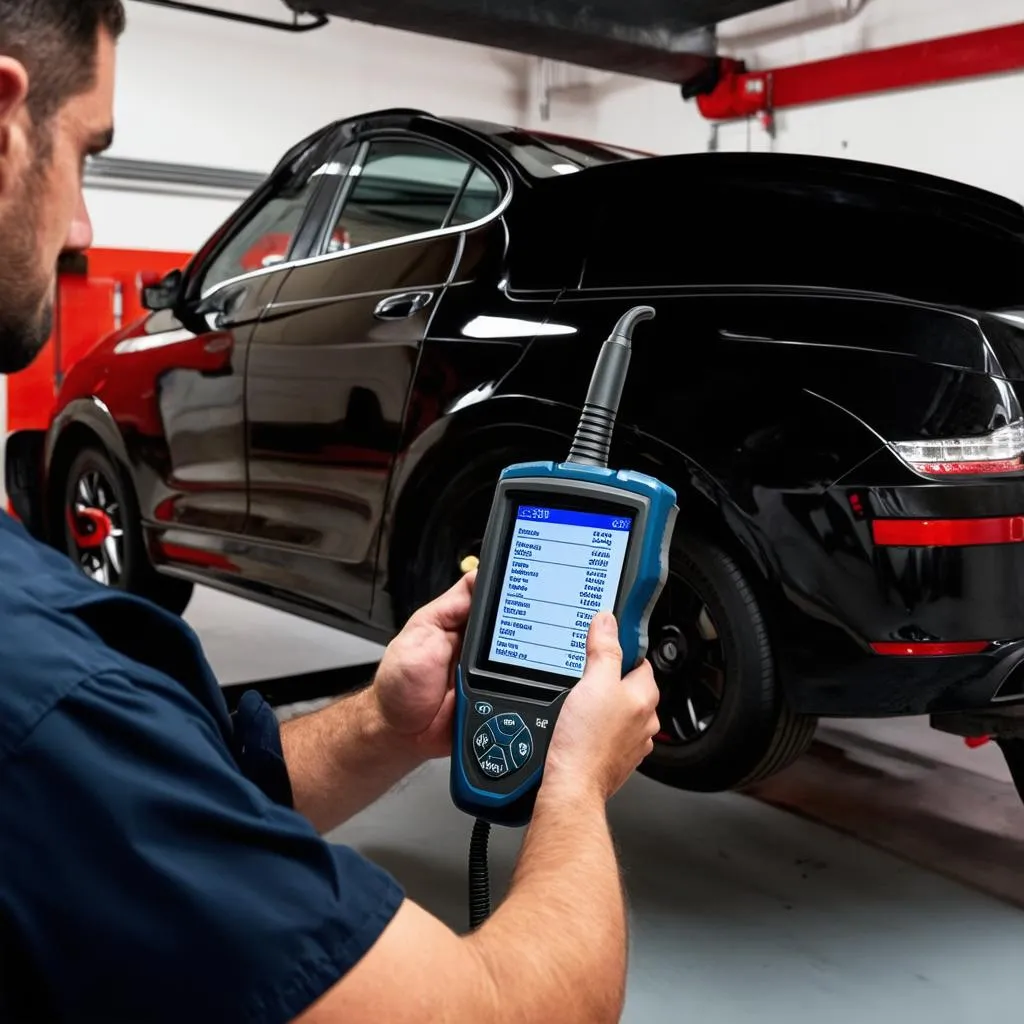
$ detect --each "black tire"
[407,457,816,793]
[400,449,522,617]
[60,445,194,617]
[638,534,817,792]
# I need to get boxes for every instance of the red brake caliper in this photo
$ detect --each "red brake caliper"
[68,507,113,550]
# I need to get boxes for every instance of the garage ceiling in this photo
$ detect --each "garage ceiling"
[284,0,790,83]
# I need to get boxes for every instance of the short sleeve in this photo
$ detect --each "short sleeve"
[230,688,296,809]
[0,669,405,1024]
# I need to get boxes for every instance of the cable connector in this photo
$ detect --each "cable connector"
[566,306,655,469]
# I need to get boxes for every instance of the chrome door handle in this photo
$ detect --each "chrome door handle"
[374,291,434,321]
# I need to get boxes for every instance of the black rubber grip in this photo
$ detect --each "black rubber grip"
[567,404,616,467]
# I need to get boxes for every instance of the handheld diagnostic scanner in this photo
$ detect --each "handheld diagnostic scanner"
[450,305,679,836]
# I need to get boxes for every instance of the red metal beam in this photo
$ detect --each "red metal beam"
[696,20,1024,120]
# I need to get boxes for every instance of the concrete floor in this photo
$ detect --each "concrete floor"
[185,586,1024,1023]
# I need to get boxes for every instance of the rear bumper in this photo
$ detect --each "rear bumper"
[4,430,46,538]
[765,463,1024,716]
[784,638,1024,717]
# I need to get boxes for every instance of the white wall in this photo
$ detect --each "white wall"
[523,0,1024,205]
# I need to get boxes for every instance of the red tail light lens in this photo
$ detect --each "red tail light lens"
[871,641,990,656]
[889,420,1024,476]
[872,516,1024,546]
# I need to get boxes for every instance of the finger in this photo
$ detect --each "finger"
[622,660,657,694]
[584,611,623,677]
[646,711,661,740]
[418,569,478,630]
[435,687,456,723]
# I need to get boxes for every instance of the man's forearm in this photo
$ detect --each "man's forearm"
[467,782,628,1024]
[280,687,424,834]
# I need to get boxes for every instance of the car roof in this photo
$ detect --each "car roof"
[443,112,1024,223]
[636,154,1022,240]
[277,108,1024,230]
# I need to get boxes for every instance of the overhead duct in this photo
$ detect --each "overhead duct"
[85,156,267,201]
[284,0,792,84]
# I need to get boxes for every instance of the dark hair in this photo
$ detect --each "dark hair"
[0,0,125,128]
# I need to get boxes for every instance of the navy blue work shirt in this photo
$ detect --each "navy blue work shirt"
[0,511,405,1022]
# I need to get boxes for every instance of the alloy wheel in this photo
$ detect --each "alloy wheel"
[67,467,125,587]
[648,570,726,745]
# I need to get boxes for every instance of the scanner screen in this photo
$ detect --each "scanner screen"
[487,504,633,679]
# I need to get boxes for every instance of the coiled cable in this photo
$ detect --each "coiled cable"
[468,817,492,930]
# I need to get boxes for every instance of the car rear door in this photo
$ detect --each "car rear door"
[241,131,503,618]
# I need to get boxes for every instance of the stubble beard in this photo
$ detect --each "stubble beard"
[0,151,55,375]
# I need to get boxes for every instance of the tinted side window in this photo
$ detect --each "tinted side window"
[198,164,330,295]
[327,140,475,250]
[451,167,500,226]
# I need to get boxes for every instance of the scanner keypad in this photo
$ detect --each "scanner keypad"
[473,714,534,779]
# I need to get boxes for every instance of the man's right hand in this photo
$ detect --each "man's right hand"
[542,611,662,804]
[297,610,658,1024]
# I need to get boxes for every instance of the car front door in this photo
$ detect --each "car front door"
[241,133,503,618]
[131,132,344,567]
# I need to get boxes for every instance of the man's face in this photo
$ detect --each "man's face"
[0,30,116,374]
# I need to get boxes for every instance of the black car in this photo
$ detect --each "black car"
[10,107,1024,798]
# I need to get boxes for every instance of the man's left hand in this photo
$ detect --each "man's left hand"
[371,570,477,760]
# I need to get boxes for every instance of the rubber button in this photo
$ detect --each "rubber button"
[474,701,493,716]
[509,728,534,770]
[478,746,509,778]
[492,713,525,739]
[472,724,496,755]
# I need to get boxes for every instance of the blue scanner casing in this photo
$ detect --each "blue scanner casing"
[450,460,678,828]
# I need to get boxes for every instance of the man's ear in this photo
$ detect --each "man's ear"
[0,57,29,128]
[0,58,30,193]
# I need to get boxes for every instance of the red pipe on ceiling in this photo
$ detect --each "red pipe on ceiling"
[696,19,1024,120]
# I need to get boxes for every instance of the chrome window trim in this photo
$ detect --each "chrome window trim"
[199,154,512,303]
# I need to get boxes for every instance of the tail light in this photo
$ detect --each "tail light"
[872,516,1024,546]
[871,640,990,656]
[889,419,1024,476]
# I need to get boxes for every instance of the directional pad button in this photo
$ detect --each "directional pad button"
[492,713,525,739]
[472,723,496,755]
[509,728,534,770]
[478,746,509,779]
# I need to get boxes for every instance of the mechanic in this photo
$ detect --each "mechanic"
[0,3,662,1022]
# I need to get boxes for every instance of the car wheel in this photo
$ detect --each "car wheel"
[638,534,817,792]
[61,445,194,617]
[401,451,519,617]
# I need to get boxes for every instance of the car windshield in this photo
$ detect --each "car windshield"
[454,119,648,178]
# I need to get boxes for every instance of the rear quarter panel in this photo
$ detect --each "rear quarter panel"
[519,288,1022,687]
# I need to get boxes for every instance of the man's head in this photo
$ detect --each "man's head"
[0,1,122,374]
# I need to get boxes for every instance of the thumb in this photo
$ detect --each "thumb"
[421,569,477,630]
[585,611,623,675]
